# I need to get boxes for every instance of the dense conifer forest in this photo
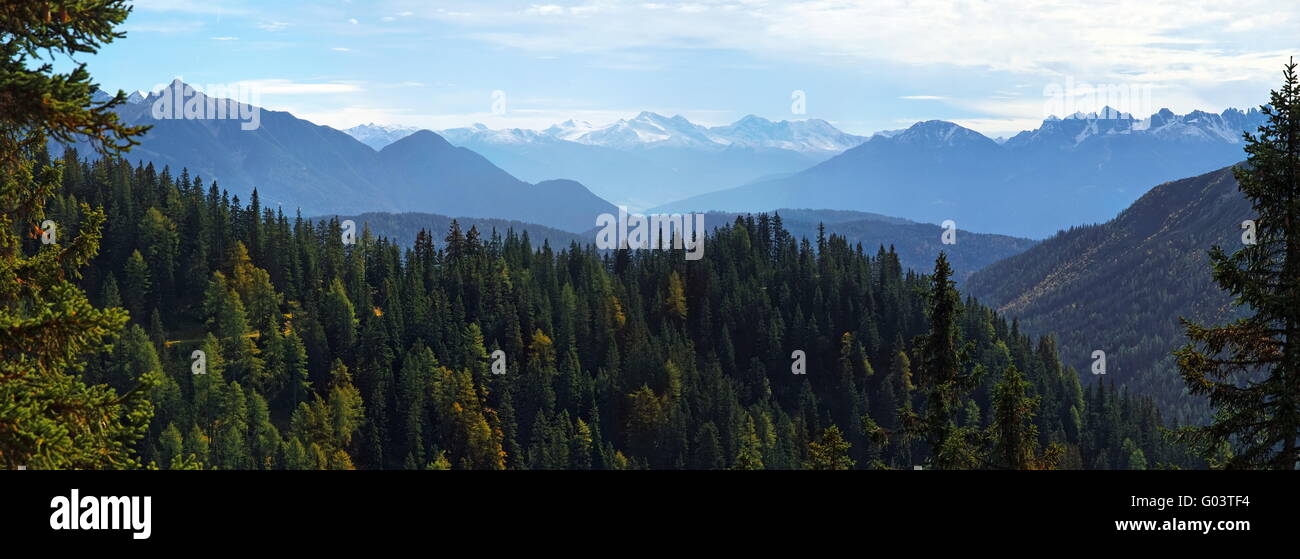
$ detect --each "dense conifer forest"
[27,148,1191,470]
[15,0,1300,473]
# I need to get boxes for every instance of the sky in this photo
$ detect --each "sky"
[74,0,1300,138]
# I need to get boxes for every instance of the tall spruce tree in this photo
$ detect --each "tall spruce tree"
[1176,59,1300,470]
[902,253,983,469]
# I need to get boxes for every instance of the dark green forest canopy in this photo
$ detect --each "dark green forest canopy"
[42,149,1192,470]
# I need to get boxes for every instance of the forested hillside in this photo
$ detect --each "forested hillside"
[966,166,1250,424]
[38,148,1192,470]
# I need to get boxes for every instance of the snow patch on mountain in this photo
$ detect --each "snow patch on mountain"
[487,112,867,153]
[344,123,421,150]
[708,115,867,152]
[1007,106,1266,148]
[439,123,563,146]
[351,112,866,154]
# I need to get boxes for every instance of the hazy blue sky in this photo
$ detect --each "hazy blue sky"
[78,0,1300,137]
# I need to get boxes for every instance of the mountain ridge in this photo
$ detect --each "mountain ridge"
[79,81,616,232]
[964,164,1251,421]
[429,113,855,208]
[654,107,1267,238]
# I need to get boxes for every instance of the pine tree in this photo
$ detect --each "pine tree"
[247,388,280,469]
[989,365,1060,470]
[212,381,250,469]
[734,413,765,470]
[903,253,983,469]
[664,271,687,321]
[158,422,183,469]
[571,417,593,469]
[691,422,724,470]
[184,424,211,467]
[138,207,177,311]
[122,249,151,320]
[805,424,854,470]
[1176,60,1300,469]
[320,277,357,359]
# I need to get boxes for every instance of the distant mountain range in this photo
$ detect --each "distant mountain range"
[347,113,867,209]
[965,165,1250,421]
[79,81,615,232]
[88,81,1267,244]
[542,112,867,152]
[343,123,418,151]
[348,112,865,153]
[653,107,1267,238]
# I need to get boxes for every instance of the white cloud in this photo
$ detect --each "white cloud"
[212,36,239,41]
[333,47,352,52]
[123,0,1295,138]
[528,4,566,16]
[257,21,291,32]
[408,1,1295,84]
[399,0,1295,132]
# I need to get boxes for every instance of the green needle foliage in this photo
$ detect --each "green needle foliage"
[0,0,151,469]
[1177,59,1300,470]
[0,1,1205,471]
[0,1,147,161]
[901,253,985,469]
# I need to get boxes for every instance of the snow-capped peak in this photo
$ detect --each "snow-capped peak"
[353,113,865,154]
[541,111,717,149]
[349,122,418,133]
[534,112,865,152]
[543,119,599,142]
[1005,106,1266,149]
[343,122,421,150]
[440,124,553,145]
[708,115,867,152]
[1061,106,1135,121]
